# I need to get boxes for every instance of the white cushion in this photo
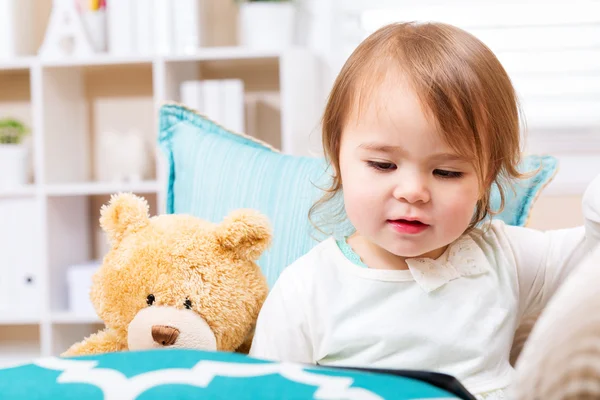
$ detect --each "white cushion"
[510,244,600,399]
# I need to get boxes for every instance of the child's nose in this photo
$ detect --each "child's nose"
[392,176,431,204]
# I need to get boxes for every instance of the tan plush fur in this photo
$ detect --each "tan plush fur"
[62,193,270,357]
[509,311,542,366]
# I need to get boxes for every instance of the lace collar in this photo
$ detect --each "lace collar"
[405,236,490,292]
[336,235,490,293]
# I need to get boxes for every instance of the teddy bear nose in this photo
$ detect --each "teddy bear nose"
[151,325,180,346]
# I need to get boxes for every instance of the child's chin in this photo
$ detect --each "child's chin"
[385,243,433,259]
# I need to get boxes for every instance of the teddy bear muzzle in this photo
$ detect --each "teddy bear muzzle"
[127,306,217,351]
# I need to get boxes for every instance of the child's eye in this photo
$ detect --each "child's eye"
[367,161,397,171]
[434,169,463,179]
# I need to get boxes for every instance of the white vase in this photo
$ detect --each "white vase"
[0,144,29,188]
[238,2,296,50]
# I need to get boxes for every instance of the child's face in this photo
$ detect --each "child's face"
[339,74,481,260]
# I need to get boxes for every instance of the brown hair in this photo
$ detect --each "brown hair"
[310,21,525,233]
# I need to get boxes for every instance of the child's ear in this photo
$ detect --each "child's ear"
[215,209,272,261]
[100,193,150,246]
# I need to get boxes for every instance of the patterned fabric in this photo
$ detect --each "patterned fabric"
[158,104,558,288]
[0,349,467,400]
[336,238,365,266]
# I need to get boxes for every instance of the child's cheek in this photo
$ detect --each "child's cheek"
[436,183,480,218]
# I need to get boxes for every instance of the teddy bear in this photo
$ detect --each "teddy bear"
[62,192,271,357]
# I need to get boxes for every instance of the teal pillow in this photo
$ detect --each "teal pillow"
[496,154,558,226]
[158,104,557,288]
[0,349,467,399]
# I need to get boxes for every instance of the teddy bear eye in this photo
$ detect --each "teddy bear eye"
[184,298,192,309]
[147,294,155,306]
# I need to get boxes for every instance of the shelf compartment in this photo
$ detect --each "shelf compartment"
[47,196,92,314]
[162,56,282,149]
[161,49,323,156]
[42,63,157,185]
[0,68,36,186]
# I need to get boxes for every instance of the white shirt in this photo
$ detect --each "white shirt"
[250,175,600,395]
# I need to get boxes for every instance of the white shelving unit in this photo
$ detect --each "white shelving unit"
[0,45,322,366]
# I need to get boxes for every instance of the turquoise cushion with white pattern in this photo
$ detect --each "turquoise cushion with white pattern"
[0,349,468,399]
[158,104,558,288]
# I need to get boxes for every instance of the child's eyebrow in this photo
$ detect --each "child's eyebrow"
[429,153,467,163]
[357,143,466,162]
[357,142,403,153]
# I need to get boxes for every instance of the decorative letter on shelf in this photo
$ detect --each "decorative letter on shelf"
[39,0,94,59]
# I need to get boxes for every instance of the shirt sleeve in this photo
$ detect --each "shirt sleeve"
[249,267,314,364]
[504,173,600,317]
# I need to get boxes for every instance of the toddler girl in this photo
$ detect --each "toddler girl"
[249,22,600,399]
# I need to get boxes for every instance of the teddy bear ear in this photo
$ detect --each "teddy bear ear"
[100,192,150,246]
[216,209,272,261]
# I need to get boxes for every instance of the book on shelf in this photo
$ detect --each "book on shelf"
[171,0,202,55]
[0,0,34,59]
[107,0,202,56]
[180,79,246,134]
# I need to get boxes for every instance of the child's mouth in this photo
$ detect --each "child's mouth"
[388,219,429,234]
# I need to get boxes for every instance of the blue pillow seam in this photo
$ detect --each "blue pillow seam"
[159,102,281,154]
